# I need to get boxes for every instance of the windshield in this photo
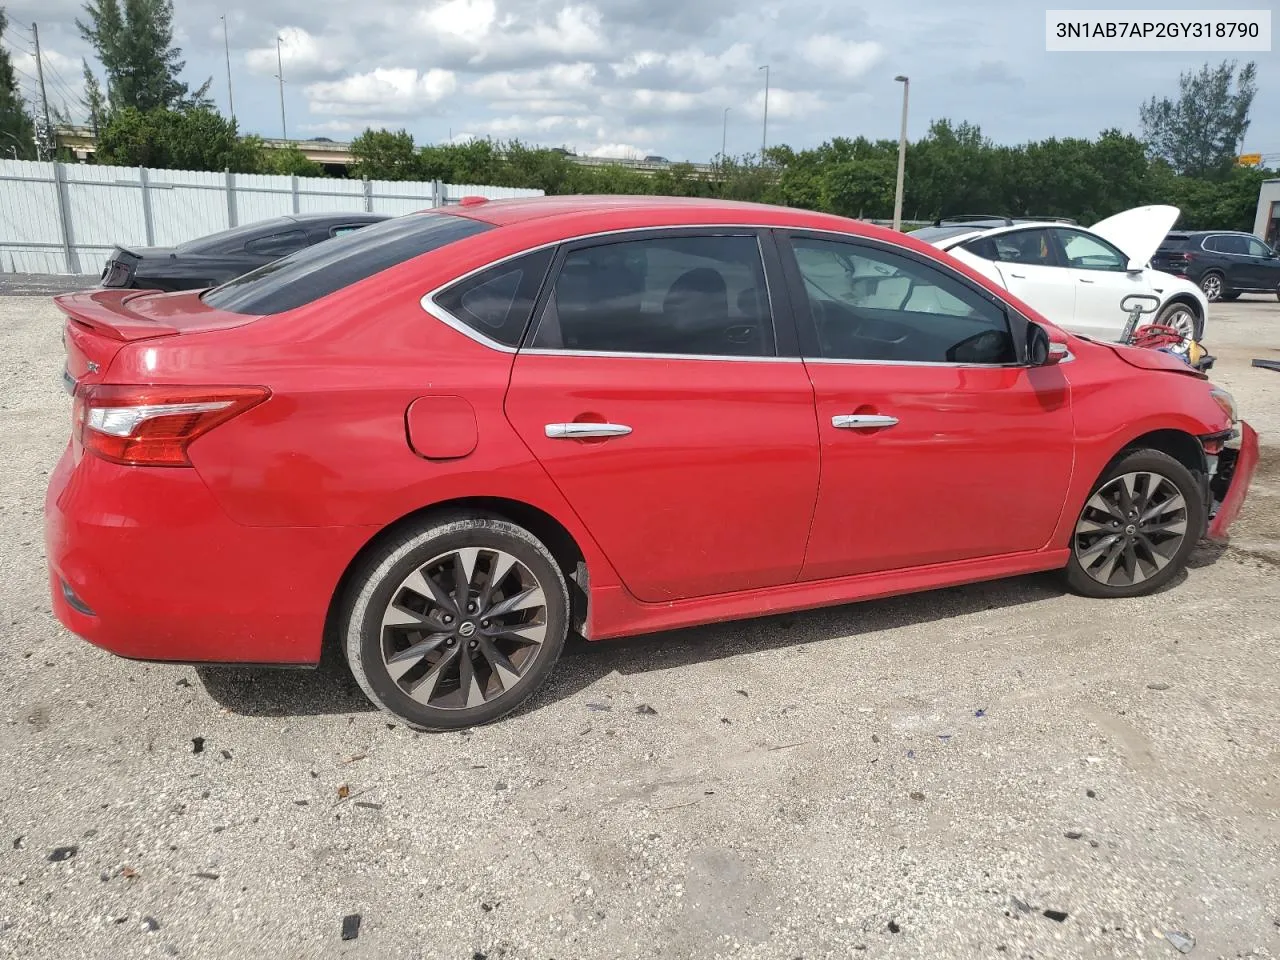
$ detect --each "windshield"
[201,212,493,315]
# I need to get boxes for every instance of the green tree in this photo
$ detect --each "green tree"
[77,0,211,112]
[0,7,37,159]
[261,144,325,177]
[1140,59,1257,179]
[96,107,264,172]
[81,59,108,137]
[350,128,419,180]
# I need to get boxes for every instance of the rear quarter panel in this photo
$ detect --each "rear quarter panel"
[102,226,627,593]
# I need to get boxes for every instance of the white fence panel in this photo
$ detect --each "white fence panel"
[369,179,436,217]
[0,160,64,273]
[148,168,231,247]
[442,183,542,204]
[0,161,544,275]
[295,176,366,215]
[232,172,295,225]
[62,163,148,272]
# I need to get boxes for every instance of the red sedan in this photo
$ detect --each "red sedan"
[45,196,1259,729]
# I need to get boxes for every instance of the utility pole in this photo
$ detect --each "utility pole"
[892,75,910,232]
[721,107,729,162]
[221,15,235,123]
[32,22,52,159]
[758,65,769,162]
[274,35,287,140]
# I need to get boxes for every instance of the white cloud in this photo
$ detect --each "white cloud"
[468,63,596,104]
[800,36,884,81]
[413,2,607,66]
[614,43,756,85]
[245,27,344,82]
[305,68,458,117]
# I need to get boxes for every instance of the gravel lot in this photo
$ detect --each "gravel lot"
[2,286,1278,960]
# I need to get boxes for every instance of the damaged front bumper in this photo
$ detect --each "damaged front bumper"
[1204,420,1259,543]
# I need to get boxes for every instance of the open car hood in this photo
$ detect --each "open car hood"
[1089,205,1181,268]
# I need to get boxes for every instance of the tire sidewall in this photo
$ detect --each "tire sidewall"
[1199,272,1224,302]
[343,518,569,730]
[1065,450,1206,599]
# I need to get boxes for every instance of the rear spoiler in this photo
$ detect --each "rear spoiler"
[54,290,180,341]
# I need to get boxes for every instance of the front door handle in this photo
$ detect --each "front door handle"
[1008,272,1026,279]
[1078,277,1095,284]
[832,414,898,429]
[545,422,633,439]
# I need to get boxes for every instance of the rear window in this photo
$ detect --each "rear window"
[202,213,492,315]
[1159,233,1193,251]
[908,226,981,244]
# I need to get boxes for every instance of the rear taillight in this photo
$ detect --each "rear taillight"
[73,384,269,466]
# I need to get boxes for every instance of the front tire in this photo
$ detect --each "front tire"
[1065,450,1205,599]
[341,514,570,730]
[1154,300,1202,340]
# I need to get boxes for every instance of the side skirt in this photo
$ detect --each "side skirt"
[586,549,1071,641]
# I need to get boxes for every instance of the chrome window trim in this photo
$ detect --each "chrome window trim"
[418,222,1063,369]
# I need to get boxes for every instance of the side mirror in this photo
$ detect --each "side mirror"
[1126,258,1144,273]
[1027,322,1066,366]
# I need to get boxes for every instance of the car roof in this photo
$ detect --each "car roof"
[445,194,872,233]
[281,212,389,224]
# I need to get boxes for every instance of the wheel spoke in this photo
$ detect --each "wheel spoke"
[1086,493,1126,523]
[453,548,480,608]
[492,622,548,646]
[477,637,523,690]
[1095,538,1125,583]
[1118,474,1137,514]
[1136,534,1173,572]
[1076,517,1113,534]
[478,551,517,609]
[403,568,457,615]
[487,586,546,618]
[1124,539,1146,584]
[385,633,451,680]
[1142,516,1187,536]
[457,647,485,708]
[1140,493,1181,523]
[406,644,462,705]
[382,603,435,629]
[1078,533,1120,563]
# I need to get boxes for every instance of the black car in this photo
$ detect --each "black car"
[1152,230,1280,302]
[99,212,390,292]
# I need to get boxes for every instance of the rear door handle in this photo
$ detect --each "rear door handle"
[545,422,632,439]
[832,414,898,429]
[1008,272,1026,279]
[1078,278,1095,284]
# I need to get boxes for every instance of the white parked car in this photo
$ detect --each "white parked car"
[909,205,1208,343]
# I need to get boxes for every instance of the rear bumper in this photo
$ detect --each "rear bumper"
[1205,421,1259,542]
[44,445,374,664]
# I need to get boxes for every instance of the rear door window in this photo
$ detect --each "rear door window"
[987,229,1059,267]
[203,213,492,315]
[528,234,775,357]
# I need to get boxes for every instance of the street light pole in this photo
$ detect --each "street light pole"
[721,107,730,162]
[758,65,770,162]
[892,74,910,232]
[275,35,287,140]
[221,15,235,123]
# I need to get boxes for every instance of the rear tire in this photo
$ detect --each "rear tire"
[1065,449,1205,599]
[1198,271,1225,302]
[341,514,570,730]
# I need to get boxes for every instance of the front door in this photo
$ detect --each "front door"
[1053,227,1151,340]
[504,230,821,603]
[780,232,1075,581]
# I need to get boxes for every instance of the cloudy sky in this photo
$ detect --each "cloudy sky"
[2,0,1277,162]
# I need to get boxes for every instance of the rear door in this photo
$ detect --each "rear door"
[503,229,822,603]
[778,232,1074,580]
